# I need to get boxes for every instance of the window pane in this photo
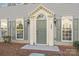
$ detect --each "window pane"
[62,17,72,41]
[16,18,23,39]
[1,20,7,37]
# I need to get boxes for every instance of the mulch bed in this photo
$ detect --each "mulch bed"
[0,43,77,56]
[0,43,31,56]
[58,45,77,56]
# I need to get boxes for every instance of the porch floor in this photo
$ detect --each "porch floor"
[21,45,59,52]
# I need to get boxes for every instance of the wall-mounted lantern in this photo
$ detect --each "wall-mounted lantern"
[54,17,56,25]
[27,19,30,24]
[53,14,56,25]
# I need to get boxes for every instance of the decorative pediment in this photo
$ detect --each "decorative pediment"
[30,5,54,16]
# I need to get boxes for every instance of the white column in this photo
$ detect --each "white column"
[30,20,34,45]
[33,20,36,44]
[47,17,54,46]
[29,16,36,45]
[47,20,49,45]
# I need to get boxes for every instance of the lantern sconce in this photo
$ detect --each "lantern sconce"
[27,19,30,24]
[53,14,56,25]
[54,17,56,25]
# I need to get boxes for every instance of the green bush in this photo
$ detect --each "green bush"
[73,41,79,49]
[2,35,11,43]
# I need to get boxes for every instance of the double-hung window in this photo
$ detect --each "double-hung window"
[1,19,8,37]
[16,18,24,40]
[61,16,73,42]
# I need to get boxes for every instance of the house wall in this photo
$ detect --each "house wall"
[0,18,29,43]
[0,4,78,45]
[54,17,79,45]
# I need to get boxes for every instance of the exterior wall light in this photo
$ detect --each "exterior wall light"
[27,19,30,24]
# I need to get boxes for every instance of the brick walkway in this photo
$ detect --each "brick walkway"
[0,43,77,56]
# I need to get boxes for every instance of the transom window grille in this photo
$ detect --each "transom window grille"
[37,14,46,20]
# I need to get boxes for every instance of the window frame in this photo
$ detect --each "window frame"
[0,19,8,37]
[16,18,24,40]
[61,16,73,42]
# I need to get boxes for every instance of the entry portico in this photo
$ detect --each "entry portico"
[29,5,54,46]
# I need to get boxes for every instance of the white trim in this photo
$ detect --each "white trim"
[30,14,54,46]
[16,18,24,40]
[29,4,54,17]
[35,14,48,45]
[35,14,51,45]
[29,19,34,45]
[34,19,36,45]
[29,5,54,46]
[47,16,54,46]
[61,16,73,42]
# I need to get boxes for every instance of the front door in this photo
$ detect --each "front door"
[36,20,47,44]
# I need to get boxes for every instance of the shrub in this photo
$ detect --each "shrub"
[73,41,79,55]
[73,41,79,49]
[2,35,11,43]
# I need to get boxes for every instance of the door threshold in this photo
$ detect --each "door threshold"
[35,44,48,46]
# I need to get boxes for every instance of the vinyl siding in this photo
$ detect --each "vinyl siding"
[10,20,16,40]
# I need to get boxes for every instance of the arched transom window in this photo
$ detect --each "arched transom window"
[37,14,46,20]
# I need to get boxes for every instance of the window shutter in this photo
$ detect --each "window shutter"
[24,19,28,40]
[7,20,11,36]
[56,18,61,42]
[73,18,78,41]
[11,20,16,40]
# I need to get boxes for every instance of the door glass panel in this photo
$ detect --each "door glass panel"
[36,14,47,44]
[36,20,46,44]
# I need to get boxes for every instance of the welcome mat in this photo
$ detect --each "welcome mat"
[21,45,60,52]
